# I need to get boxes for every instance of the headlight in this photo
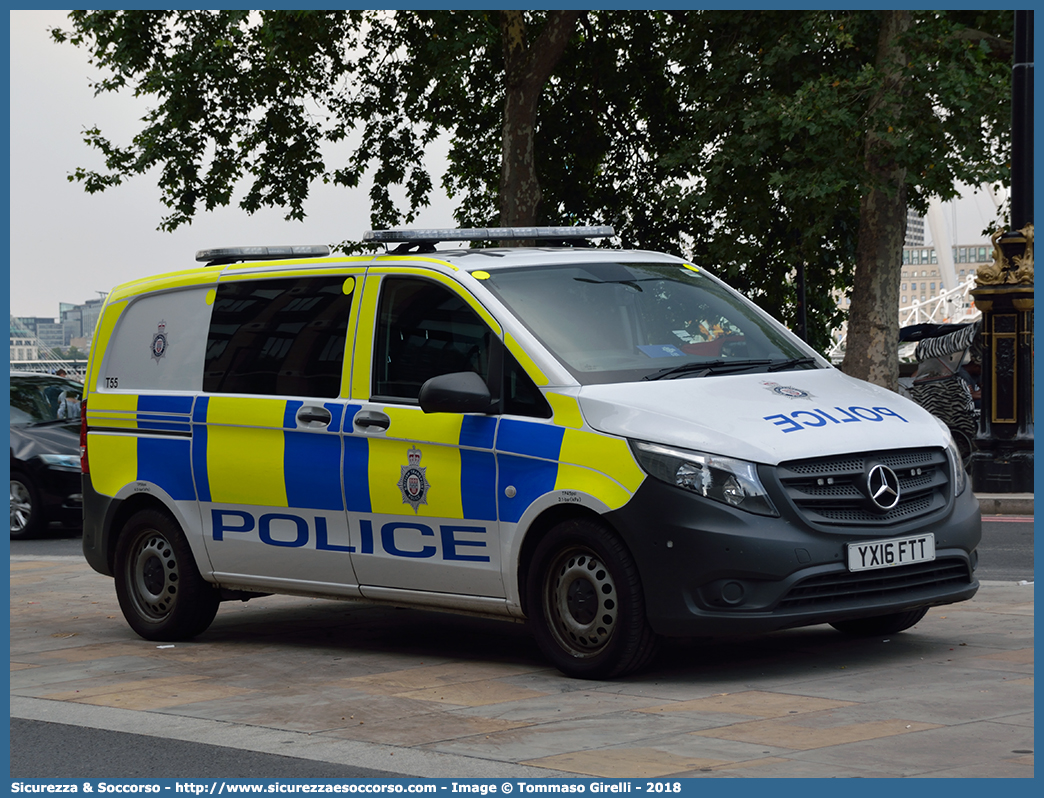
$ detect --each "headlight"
[38,454,81,472]
[630,441,778,516]
[934,419,969,497]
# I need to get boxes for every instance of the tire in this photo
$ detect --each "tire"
[527,518,659,679]
[10,471,42,540]
[114,508,219,641]
[830,607,929,637]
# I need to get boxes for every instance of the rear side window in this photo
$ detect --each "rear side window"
[203,276,354,398]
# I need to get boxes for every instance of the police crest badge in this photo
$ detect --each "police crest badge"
[397,446,430,513]
[150,320,169,362]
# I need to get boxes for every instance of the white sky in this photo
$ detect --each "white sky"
[8,9,1005,321]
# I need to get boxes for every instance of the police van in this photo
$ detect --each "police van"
[80,226,981,678]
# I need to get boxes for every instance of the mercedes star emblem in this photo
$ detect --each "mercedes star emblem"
[866,464,901,511]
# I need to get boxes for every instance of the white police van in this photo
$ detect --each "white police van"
[80,227,980,678]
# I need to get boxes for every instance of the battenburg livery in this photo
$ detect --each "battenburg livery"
[79,227,981,678]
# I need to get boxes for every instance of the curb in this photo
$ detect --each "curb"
[976,492,1033,516]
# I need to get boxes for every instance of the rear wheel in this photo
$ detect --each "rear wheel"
[830,607,929,636]
[527,518,658,679]
[10,471,42,539]
[114,508,219,640]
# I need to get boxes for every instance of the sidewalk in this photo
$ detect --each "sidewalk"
[9,555,1034,779]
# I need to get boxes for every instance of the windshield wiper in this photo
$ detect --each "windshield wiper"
[767,357,819,372]
[643,359,774,381]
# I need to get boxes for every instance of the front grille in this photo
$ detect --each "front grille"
[777,559,971,610]
[776,448,950,528]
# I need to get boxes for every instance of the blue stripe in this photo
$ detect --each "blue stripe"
[324,402,344,431]
[460,415,497,450]
[498,454,558,524]
[138,395,194,415]
[460,449,497,521]
[192,422,210,502]
[496,419,564,460]
[284,400,302,429]
[342,435,371,513]
[137,413,192,423]
[192,396,209,423]
[138,421,192,433]
[138,438,195,501]
[284,431,344,511]
[341,404,362,433]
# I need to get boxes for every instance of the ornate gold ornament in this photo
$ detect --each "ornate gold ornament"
[976,224,1034,286]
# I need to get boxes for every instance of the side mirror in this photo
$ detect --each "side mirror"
[418,371,492,414]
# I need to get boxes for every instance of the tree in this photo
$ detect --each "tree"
[54,10,1011,379]
[665,10,1012,378]
[498,10,581,227]
[51,10,583,233]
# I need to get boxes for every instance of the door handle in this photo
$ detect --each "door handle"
[296,405,332,428]
[353,410,391,431]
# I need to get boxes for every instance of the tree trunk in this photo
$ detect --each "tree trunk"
[499,11,581,231]
[842,10,911,392]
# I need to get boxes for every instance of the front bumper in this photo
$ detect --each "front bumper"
[605,476,981,637]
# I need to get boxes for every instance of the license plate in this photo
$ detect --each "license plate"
[847,533,936,572]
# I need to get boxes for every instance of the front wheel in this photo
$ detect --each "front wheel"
[527,518,658,679]
[114,508,219,641]
[830,607,929,637]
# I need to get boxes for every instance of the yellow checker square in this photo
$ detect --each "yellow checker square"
[559,429,646,493]
[368,439,463,518]
[383,407,463,445]
[206,426,287,507]
[88,393,139,430]
[206,396,285,428]
[554,463,633,511]
[545,393,584,429]
[88,434,137,498]
[86,393,139,413]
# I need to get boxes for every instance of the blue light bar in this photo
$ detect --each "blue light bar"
[363,226,615,244]
[195,245,331,264]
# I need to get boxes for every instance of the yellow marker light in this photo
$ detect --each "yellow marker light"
[472,271,491,280]
[342,276,356,294]
[683,263,700,273]
[205,288,216,305]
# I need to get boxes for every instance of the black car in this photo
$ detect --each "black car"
[10,372,84,538]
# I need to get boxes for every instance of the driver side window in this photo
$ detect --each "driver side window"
[373,278,491,402]
[371,276,552,418]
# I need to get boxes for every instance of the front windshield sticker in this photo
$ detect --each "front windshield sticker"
[764,406,909,433]
[638,344,686,358]
[762,381,812,400]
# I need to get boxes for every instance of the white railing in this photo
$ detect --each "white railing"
[827,275,980,362]
[898,274,981,327]
[8,315,85,375]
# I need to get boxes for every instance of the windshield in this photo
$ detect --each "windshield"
[9,376,82,425]
[479,261,822,385]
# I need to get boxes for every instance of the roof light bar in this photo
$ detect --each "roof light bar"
[195,245,331,265]
[363,226,615,244]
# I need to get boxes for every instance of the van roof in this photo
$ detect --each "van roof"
[197,226,617,265]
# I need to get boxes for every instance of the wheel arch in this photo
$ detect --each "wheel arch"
[516,503,626,618]
[104,493,178,574]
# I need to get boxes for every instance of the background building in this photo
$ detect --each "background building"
[9,294,106,374]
